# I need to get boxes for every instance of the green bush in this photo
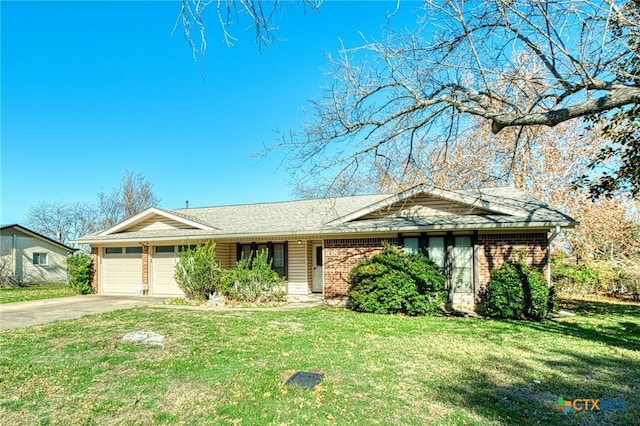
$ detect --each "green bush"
[552,258,620,296]
[224,249,287,303]
[65,252,94,294]
[483,260,553,320]
[348,245,446,316]
[174,241,223,301]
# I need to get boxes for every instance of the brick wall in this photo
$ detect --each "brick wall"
[90,247,99,293]
[142,245,149,285]
[323,238,398,299]
[477,232,549,291]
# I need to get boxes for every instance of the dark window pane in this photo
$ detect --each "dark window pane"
[155,246,175,253]
[126,247,143,254]
[239,244,252,260]
[273,244,285,268]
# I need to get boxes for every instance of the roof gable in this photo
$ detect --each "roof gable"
[330,185,524,224]
[357,194,495,220]
[97,208,214,236]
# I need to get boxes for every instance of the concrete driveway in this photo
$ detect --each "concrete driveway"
[0,295,167,330]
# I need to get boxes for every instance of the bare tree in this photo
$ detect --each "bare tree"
[25,171,161,243]
[97,170,161,228]
[25,202,98,245]
[272,0,639,196]
[176,0,323,60]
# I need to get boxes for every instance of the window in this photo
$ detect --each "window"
[155,246,175,253]
[105,247,122,254]
[238,244,253,264]
[178,245,198,252]
[125,247,143,254]
[402,237,420,254]
[273,243,285,277]
[32,253,47,265]
[428,237,446,269]
[237,242,288,277]
[399,233,475,298]
[452,236,473,293]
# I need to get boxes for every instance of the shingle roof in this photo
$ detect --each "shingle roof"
[74,186,577,243]
[1,224,77,251]
[170,194,388,235]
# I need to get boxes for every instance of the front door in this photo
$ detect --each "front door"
[312,244,323,293]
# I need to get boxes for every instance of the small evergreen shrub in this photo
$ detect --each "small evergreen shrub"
[483,260,554,320]
[348,245,446,316]
[224,249,287,303]
[174,241,223,300]
[65,252,94,294]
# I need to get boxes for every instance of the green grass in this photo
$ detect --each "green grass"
[0,298,638,425]
[0,284,76,304]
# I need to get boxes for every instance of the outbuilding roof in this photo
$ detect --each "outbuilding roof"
[1,224,76,252]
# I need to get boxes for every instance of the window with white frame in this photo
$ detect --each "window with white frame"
[32,253,47,265]
[402,237,420,254]
[428,237,446,269]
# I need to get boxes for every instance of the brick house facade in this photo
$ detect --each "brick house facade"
[75,185,576,309]
[323,238,398,299]
[321,232,550,309]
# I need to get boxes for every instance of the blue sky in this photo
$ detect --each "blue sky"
[1,1,420,225]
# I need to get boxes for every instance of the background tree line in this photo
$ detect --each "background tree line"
[25,171,160,245]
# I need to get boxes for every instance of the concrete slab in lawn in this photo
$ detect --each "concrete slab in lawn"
[0,295,168,330]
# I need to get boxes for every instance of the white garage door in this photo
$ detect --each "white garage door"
[151,246,184,296]
[102,247,143,294]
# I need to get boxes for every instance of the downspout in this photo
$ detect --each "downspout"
[547,226,561,287]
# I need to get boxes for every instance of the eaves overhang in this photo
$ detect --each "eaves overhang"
[76,218,577,245]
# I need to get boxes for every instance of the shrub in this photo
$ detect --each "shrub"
[174,241,223,301]
[552,258,622,296]
[483,260,553,320]
[348,245,446,316]
[65,252,94,294]
[224,249,287,303]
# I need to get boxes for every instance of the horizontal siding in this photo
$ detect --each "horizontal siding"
[2,229,70,284]
[307,241,315,289]
[360,194,493,220]
[127,215,198,232]
[287,241,308,294]
[215,242,234,269]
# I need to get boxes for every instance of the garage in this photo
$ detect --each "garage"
[150,246,184,296]
[101,247,143,294]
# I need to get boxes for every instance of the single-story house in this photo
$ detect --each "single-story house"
[74,185,577,310]
[0,224,76,286]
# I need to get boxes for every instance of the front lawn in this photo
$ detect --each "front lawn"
[0,284,76,304]
[0,298,638,425]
